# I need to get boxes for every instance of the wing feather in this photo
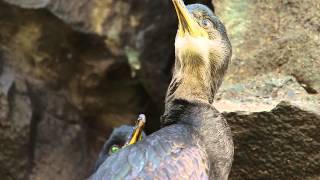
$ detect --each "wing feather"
[89,125,209,180]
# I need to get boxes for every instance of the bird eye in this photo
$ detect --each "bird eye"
[201,19,212,29]
[109,145,120,154]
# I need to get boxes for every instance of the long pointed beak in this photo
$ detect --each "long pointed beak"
[126,114,146,146]
[172,0,207,37]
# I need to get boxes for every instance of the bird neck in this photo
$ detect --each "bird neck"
[166,53,217,105]
[177,68,211,102]
[161,99,233,180]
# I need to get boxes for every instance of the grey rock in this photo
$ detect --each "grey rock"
[0,1,159,179]
[215,73,320,112]
[29,92,91,180]
[223,101,320,180]
[3,0,49,8]
[214,73,320,179]
[215,0,320,93]
[212,1,320,176]
[0,72,32,180]
[3,0,177,105]
[0,67,15,96]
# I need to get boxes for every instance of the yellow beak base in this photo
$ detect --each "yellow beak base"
[172,0,207,38]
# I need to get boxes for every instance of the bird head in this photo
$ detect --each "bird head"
[170,0,231,103]
[93,115,146,172]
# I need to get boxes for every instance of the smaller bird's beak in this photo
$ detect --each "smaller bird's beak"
[172,0,207,38]
[126,114,146,146]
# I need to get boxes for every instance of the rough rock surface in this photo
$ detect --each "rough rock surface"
[213,0,320,178]
[214,0,320,93]
[0,67,32,180]
[29,92,90,180]
[0,0,175,179]
[0,0,319,179]
[215,73,319,112]
[214,73,320,179]
[225,101,320,180]
[0,1,137,180]
[4,0,177,106]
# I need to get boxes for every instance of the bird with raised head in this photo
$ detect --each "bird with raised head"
[89,0,233,179]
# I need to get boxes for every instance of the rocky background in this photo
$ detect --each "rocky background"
[0,0,319,179]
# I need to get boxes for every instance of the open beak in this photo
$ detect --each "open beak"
[172,0,207,37]
[125,114,146,146]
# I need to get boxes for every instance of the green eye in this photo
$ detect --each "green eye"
[110,145,120,153]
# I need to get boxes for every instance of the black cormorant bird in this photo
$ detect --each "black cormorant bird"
[93,115,146,172]
[90,0,233,179]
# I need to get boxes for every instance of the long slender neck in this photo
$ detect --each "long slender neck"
[162,48,233,179]
[165,34,231,107]
[166,53,215,106]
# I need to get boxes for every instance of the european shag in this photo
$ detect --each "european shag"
[90,0,233,179]
[93,115,146,172]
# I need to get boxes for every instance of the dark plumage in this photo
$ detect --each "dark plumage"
[92,125,146,173]
[89,0,233,179]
